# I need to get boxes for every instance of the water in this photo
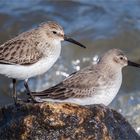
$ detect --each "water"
[0,0,140,134]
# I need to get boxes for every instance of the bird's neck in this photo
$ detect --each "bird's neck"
[41,40,61,57]
[98,58,122,72]
[96,62,122,82]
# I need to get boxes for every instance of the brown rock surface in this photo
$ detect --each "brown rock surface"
[0,102,139,140]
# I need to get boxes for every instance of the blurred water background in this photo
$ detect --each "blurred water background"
[0,0,140,134]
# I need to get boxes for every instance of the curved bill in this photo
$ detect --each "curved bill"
[128,60,140,68]
[64,35,86,48]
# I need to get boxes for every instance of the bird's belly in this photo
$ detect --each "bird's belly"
[0,56,59,80]
[86,87,119,105]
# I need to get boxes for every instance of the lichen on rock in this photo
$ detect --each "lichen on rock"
[0,102,139,140]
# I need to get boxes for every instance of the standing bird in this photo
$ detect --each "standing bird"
[33,49,140,106]
[0,21,86,104]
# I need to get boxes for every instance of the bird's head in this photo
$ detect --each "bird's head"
[100,49,140,69]
[39,21,86,48]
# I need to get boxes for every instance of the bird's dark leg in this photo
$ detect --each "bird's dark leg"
[12,79,17,104]
[24,79,37,103]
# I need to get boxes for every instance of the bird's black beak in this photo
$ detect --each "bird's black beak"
[128,60,140,68]
[64,35,86,48]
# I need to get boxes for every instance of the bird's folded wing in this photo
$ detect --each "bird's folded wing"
[32,69,104,100]
[0,39,42,65]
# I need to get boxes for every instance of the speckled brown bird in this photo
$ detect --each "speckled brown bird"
[0,21,86,104]
[33,49,140,106]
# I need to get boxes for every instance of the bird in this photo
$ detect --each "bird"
[0,21,86,104]
[32,49,140,106]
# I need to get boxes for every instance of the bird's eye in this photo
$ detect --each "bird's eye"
[120,57,123,60]
[52,31,57,34]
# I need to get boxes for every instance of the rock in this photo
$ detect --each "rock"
[0,102,139,140]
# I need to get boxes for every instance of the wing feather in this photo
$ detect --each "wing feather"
[0,38,42,65]
[33,66,108,100]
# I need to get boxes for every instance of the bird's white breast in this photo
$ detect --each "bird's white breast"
[0,41,61,80]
